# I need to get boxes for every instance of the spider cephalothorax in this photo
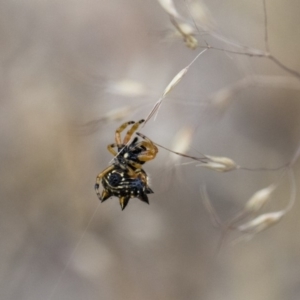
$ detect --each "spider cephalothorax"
[113,136,146,170]
[95,119,158,210]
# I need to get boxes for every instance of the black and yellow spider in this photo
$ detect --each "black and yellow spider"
[95,119,158,210]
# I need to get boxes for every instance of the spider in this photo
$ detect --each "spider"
[95,119,158,210]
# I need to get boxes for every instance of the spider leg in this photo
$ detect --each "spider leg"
[115,121,135,145]
[125,164,142,178]
[123,119,145,144]
[107,143,120,156]
[134,136,158,162]
[137,144,158,161]
[136,171,151,203]
[95,165,115,201]
[127,160,143,171]
[137,170,152,197]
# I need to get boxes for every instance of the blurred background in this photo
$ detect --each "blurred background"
[1,0,300,299]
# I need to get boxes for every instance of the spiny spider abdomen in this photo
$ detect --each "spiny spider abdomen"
[97,167,153,210]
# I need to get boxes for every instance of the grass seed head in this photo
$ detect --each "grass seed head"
[245,184,276,212]
[157,0,182,19]
[184,34,198,50]
[175,22,197,36]
[238,211,285,234]
[162,67,188,97]
[198,155,239,172]
[170,17,198,49]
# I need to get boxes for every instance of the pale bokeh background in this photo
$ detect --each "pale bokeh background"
[1,1,300,300]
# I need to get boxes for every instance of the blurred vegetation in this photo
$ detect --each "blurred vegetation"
[1,1,300,300]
